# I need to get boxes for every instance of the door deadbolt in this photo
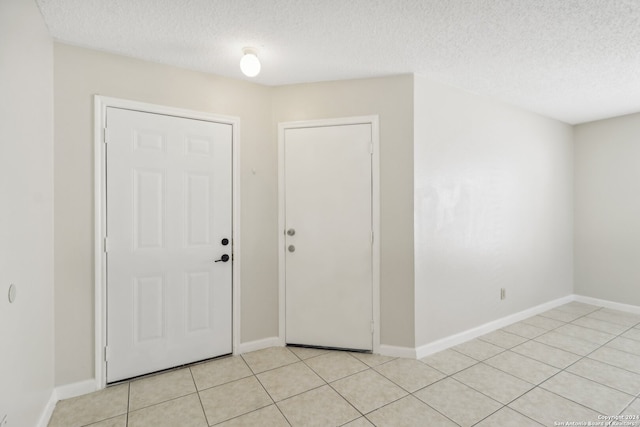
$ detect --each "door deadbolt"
[286,228,296,236]
[221,238,229,246]
[214,254,230,262]
[288,245,295,253]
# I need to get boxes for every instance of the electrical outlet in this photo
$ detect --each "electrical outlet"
[500,288,506,300]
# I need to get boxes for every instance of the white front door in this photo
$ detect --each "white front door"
[106,107,232,382]
[284,123,373,351]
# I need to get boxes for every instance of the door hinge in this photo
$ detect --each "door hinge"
[104,346,110,361]
[371,231,374,245]
[369,142,373,155]
[103,127,109,144]
[370,321,375,334]
[103,237,109,253]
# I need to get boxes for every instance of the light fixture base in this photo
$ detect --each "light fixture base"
[240,47,261,77]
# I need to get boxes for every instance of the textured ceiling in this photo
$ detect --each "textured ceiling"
[36,0,640,124]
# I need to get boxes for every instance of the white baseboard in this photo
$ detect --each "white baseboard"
[37,379,97,427]
[55,379,98,401]
[573,294,640,315]
[37,391,57,427]
[237,336,283,354]
[414,294,574,359]
[379,345,417,359]
[38,294,636,427]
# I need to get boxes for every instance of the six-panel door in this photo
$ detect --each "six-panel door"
[106,107,232,382]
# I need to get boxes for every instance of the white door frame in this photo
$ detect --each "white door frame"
[277,116,380,353]
[94,96,241,389]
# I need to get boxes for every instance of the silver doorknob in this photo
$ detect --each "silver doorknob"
[288,245,295,252]
[286,228,296,236]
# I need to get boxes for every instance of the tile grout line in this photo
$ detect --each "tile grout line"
[250,361,293,427]
[499,313,640,380]
[297,350,441,424]
[475,307,603,427]
[512,307,639,421]
[420,337,534,425]
[243,351,294,426]
[423,306,622,425]
[187,365,210,427]
[50,304,640,426]
[301,351,368,421]
[125,382,130,427]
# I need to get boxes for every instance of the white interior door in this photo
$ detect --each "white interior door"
[284,123,373,351]
[106,107,232,382]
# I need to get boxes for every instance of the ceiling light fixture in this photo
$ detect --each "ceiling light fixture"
[240,47,261,77]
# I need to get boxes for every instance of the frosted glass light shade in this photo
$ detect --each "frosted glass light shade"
[240,48,261,77]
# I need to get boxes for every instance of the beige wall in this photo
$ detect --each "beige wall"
[53,42,623,385]
[574,113,640,306]
[54,45,416,385]
[272,76,416,348]
[54,44,277,385]
[0,0,55,424]
[413,76,574,346]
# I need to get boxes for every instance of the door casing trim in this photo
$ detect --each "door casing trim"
[277,116,381,353]
[94,96,241,388]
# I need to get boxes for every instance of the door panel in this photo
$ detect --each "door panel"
[106,107,232,382]
[284,124,373,351]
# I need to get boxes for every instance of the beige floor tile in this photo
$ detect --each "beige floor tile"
[566,358,640,396]
[534,331,600,356]
[199,376,272,425]
[242,347,299,374]
[343,417,374,426]
[521,315,566,330]
[420,349,477,375]
[541,372,635,416]
[452,339,504,361]
[622,328,640,342]
[349,351,396,367]
[607,337,640,356]
[556,302,601,316]
[374,358,445,392]
[277,385,360,427]
[129,368,196,411]
[331,369,407,413]
[478,330,528,349]
[127,393,207,427]
[215,404,289,427]
[589,347,640,375]
[511,340,581,369]
[287,346,329,360]
[190,355,252,391]
[48,383,129,427]
[304,351,368,382]
[474,407,543,427]
[572,316,630,335]
[509,387,601,426]
[539,308,582,322]
[555,323,616,345]
[257,361,324,402]
[502,321,547,339]
[453,363,534,404]
[600,308,640,322]
[366,395,457,427]
[415,378,502,427]
[484,350,559,384]
[587,310,640,327]
[86,415,127,427]
[624,399,640,416]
